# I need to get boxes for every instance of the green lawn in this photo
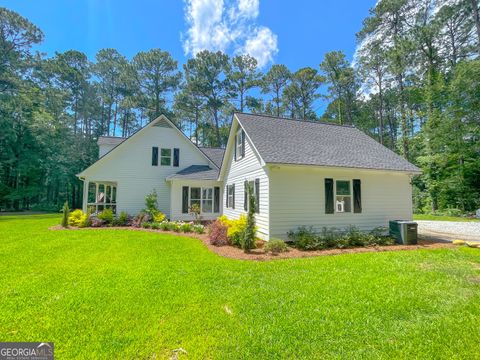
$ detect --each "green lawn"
[414,214,480,222]
[1,215,480,359]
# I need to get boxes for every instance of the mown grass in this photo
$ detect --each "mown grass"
[414,213,480,222]
[1,214,480,359]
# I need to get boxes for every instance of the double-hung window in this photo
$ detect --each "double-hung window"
[235,129,244,161]
[202,188,213,213]
[160,148,172,166]
[227,185,234,208]
[335,180,352,213]
[189,187,214,213]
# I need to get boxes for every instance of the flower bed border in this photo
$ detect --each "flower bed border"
[49,225,455,261]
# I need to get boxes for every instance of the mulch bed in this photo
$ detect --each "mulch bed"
[50,225,456,261]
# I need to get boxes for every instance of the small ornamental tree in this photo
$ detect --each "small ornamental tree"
[242,183,256,252]
[61,201,69,228]
[189,203,201,224]
[144,189,159,217]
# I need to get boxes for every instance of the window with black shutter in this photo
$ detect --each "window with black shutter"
[152,147,158,166]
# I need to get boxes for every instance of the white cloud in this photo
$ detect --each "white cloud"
[237,0,259,18]
[182,0,278,67]
[240,27,277,67]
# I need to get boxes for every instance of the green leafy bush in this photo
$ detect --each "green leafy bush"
[151,222,160,230]
[113,211,130,226]
[160,222,171,231]
[180,222,193,233]
[193,224,205,234]
[141,222,151,229]
[288,225,394,250]
[68,209,88,227]
[264,239,288,254]
[97,208,114,224]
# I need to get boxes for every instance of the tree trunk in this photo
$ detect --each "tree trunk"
[213,109,221,147]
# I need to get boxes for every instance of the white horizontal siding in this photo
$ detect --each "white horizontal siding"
[269,165,413,239]
[82,124,211,217]
[222,123,269,240]
[170,179,223,221]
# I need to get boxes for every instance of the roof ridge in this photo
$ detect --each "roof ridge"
[234,112,355,128]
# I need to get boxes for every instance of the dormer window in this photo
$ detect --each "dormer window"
[160,148,172,166]
[235,129,245,161]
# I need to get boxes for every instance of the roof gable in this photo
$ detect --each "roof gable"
[78,115,218,177]
[234,113,421,173]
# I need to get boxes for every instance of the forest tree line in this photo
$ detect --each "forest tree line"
[0,0,479,213]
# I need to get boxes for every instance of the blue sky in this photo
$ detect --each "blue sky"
[1,0,376,112]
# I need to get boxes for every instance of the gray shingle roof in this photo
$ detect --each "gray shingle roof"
[167,165,219,180]
[235,113,421,173]
[199,147,225,168]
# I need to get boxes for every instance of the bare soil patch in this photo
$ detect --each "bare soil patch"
[50,225,455,261]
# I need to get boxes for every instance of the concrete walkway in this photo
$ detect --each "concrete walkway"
[416,220,480,242]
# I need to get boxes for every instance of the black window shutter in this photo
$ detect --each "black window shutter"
[182,186,189,213]
[255,178,260,213]
[353,179,362,213]
[325,178,334,214]
[214,186,220,213]
[232,184,235,209]
[244,180,248,211]
[173,148,180,167]
[241,130,245,158]
[152,147,158,166]
[234,135,237,161]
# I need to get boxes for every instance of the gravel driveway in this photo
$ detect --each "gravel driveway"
[416,220,480,242]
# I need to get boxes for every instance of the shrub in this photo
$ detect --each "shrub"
[193,224,205,234]
[153,212,166,223]
[160,222,171,231]
[208,219,228,246]
[264,239,288,254]
[61,201,69,228]
[151,222,161,230]
[242,184,257,252]
[288,225,394,250]
[68,209,88,227]
[89,215,105,227]
[141,222,151,229]
[97,208,114,224]
[113,211,130,226]
[132,212,151,227]
[219,215,247,246]
[144,189,159,217]
[180,222,193,233]
[172,222,181,232]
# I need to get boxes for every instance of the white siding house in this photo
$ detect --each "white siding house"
[78,113,420,240]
